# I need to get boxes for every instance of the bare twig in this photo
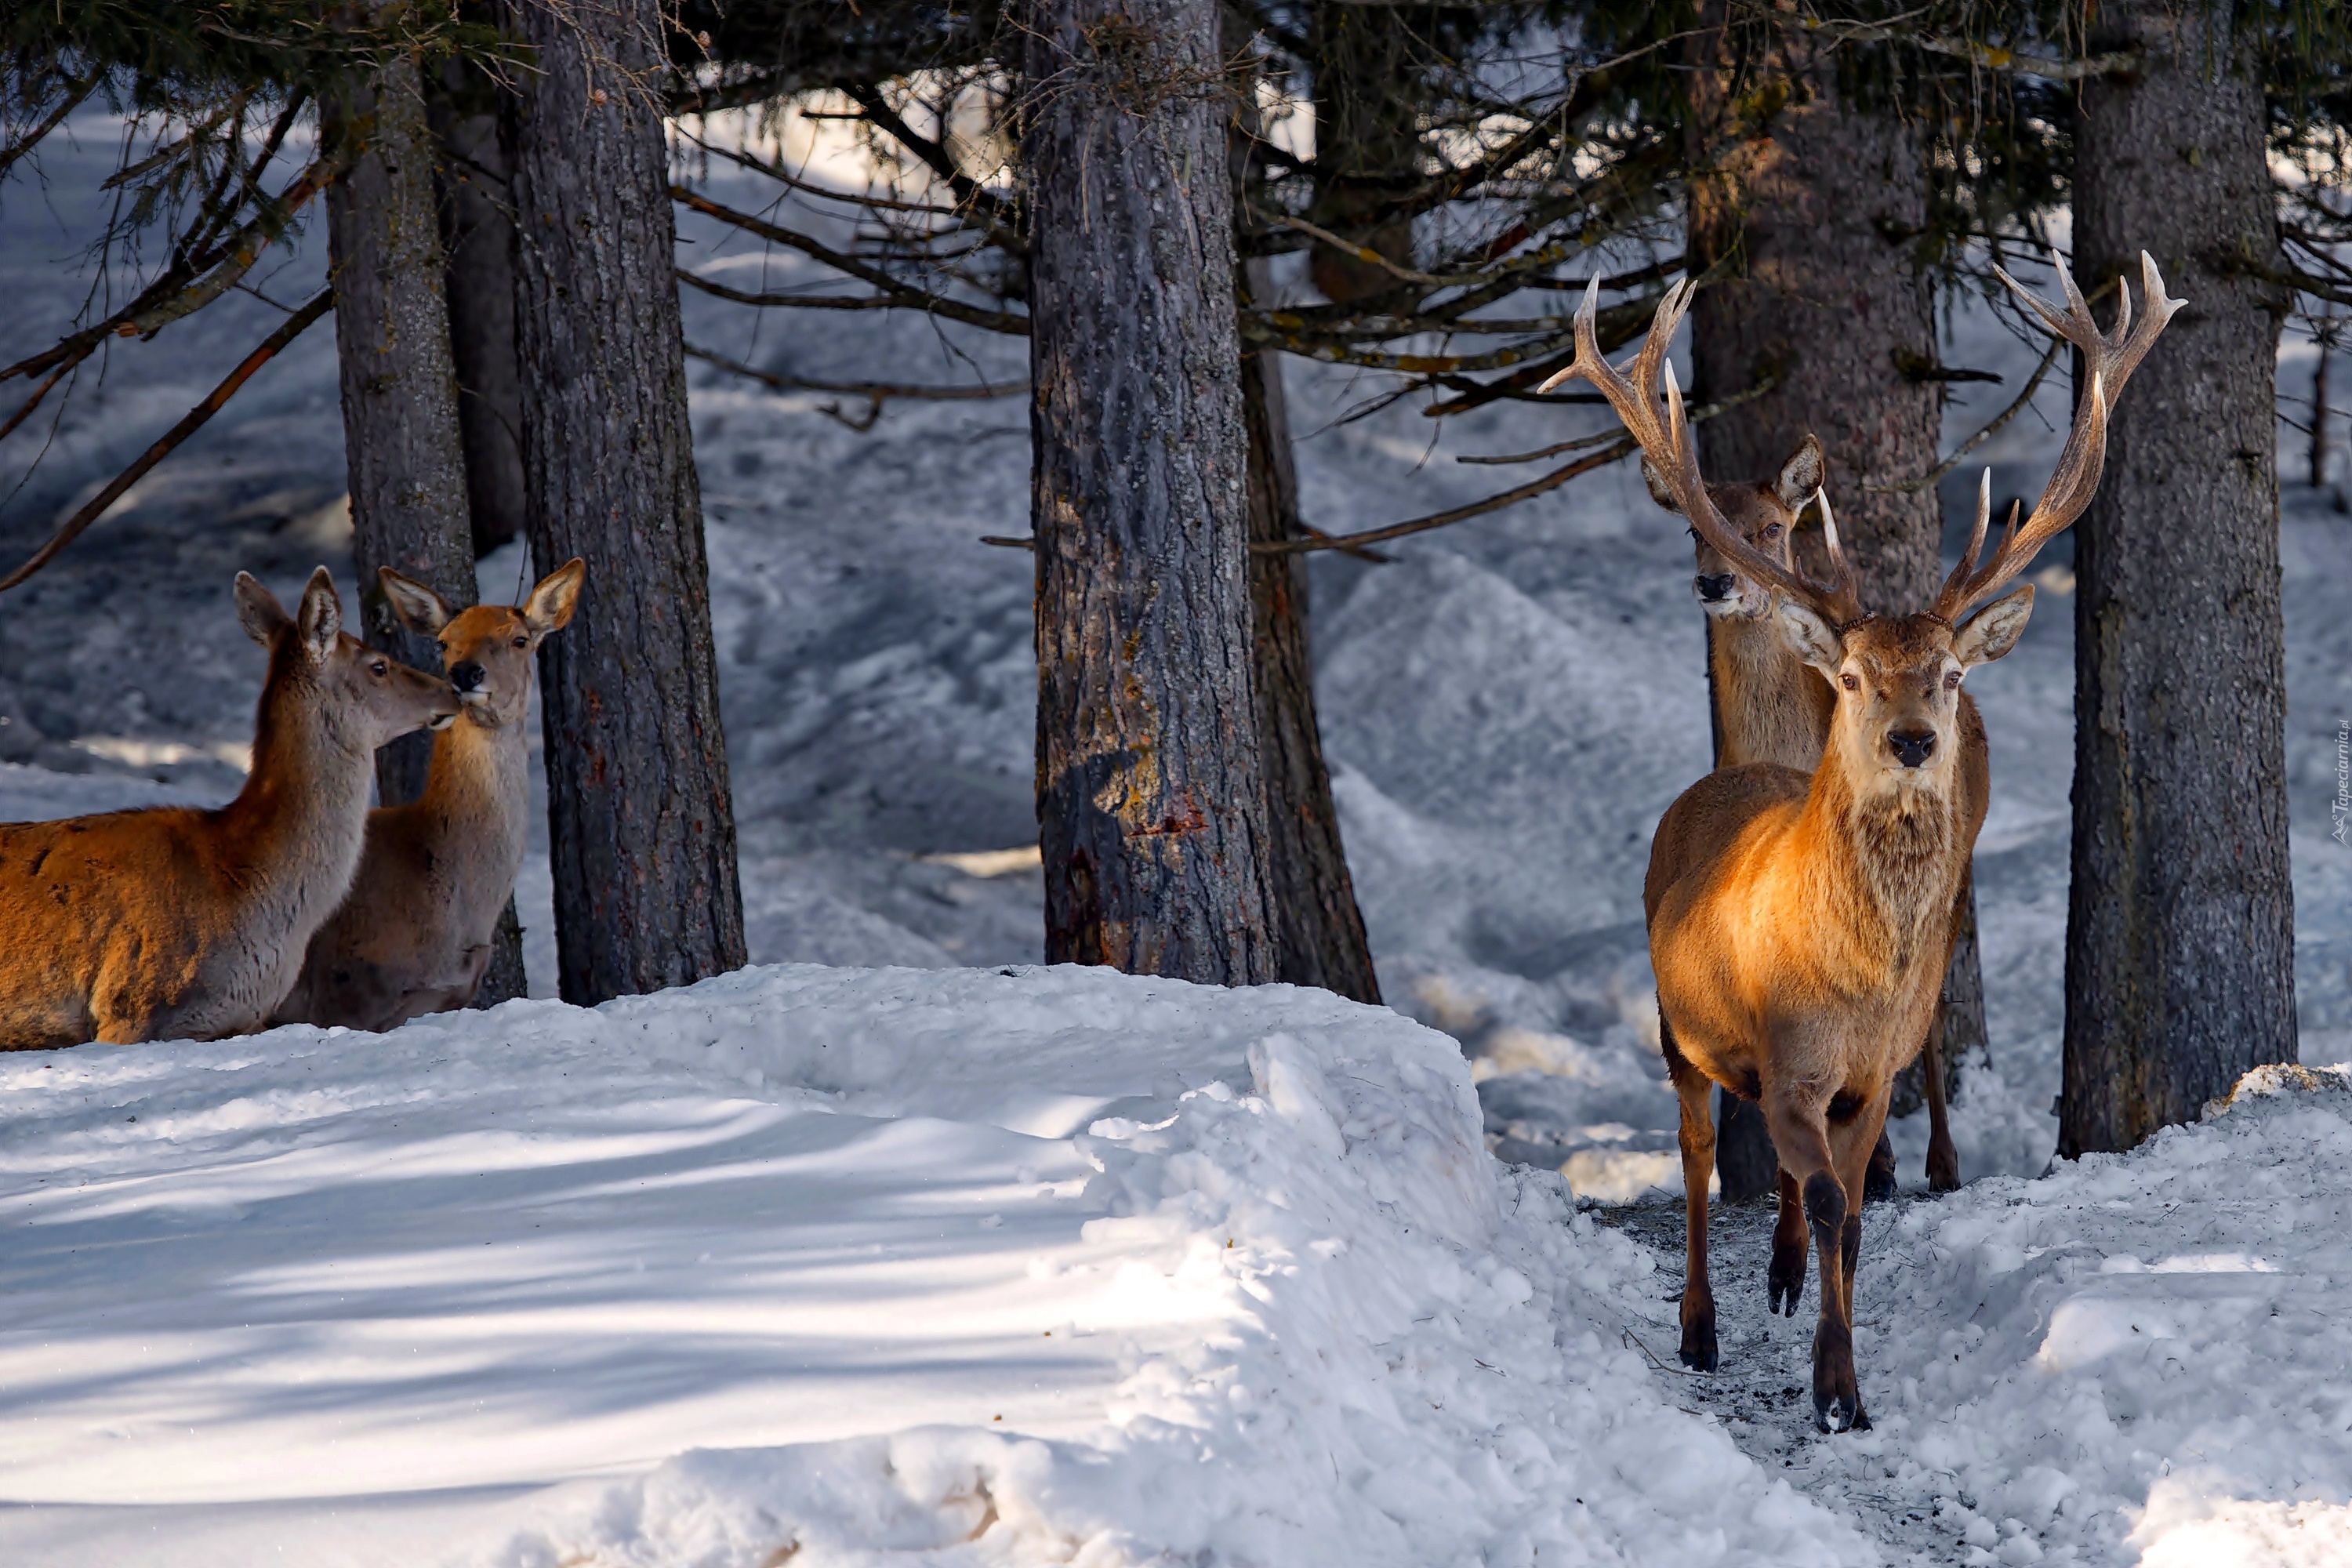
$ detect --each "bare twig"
[671,187,1031,336]
[0,290,332,593]
[684,341,1022,430]
[1864,332,2064,494]
[1783,9,2140,80]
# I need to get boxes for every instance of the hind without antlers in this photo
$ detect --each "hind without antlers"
[1557,252,2179,1430]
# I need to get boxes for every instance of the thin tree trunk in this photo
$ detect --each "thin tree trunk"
[1683,9,1979,1195]
[425,56,528,558]
[2314,303,2336,492]
[1240,292,1382,1003]
[2060,0,2297,1156]
[507,0,746,1004]
[1307,2,1421,303]
[322,36,477,811]
[1025,0,1277,985]
[427,47,529,1004]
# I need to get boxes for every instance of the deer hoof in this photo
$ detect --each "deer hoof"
[1768,1254,1806,1316]
[1864,1142,1898,1203]
[1679,1337,1718,1373]
[1813,1391,1866,1433]
[1927,1143,1961,1194]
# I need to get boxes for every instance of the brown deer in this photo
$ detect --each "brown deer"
[1557,253,2178,1429]
[276,559,584,1033]
[0,568,459,1048]
[1640,434,1965,1198]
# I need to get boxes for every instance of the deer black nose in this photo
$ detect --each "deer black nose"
[1695,573,1736,603]
[450,660,487,694]
[1888,728,1936,768]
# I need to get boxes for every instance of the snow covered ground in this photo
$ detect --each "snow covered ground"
[2,106,2351,1563]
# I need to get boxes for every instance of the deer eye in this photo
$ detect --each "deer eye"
[369,659,389,677]
[1761,523,1782,541]
[514,634,530,648]
[1840,673,1859,691]
[1944,669,1962,690]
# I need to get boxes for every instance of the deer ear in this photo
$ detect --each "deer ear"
[378,568,452,635]
[1775,596,1842,673]
[295,567,342,662]
[1954,584,2034,666]
[1774,435,1825,510]
[524,557,585,636]
[235,572,290,647]
[1640,457,1684,515]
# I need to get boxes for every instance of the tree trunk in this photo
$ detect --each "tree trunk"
[2060,0,2297,1156]
[1307,2,1421,303]
[2314,303,2336,492]
[507,0,746,1004]
[321,39,477,811]
[1683,13,1979,1195]
[1240,290,1382,1003]
[425,55,528,558]
[1025,0,1277,985]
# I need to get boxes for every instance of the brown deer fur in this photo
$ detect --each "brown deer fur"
[277,560,583,1033]
[1546,252,2180,1430]
[0,569,457,1048]
[1648,437,1967,1203]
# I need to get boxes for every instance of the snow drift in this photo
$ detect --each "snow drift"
[0,964,1864,1566]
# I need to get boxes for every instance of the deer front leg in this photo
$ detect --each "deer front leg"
[1769,1167,1807,1316]
[1663,1016,1718,1371]
[1765,1095,1864,1432]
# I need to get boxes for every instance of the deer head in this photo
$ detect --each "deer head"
[1544,252,2183,789]
[1644,434,1823,621]
[378,558,586,729]
[235,568,458,753]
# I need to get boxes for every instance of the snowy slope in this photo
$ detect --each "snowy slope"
[0,964,1869,1567]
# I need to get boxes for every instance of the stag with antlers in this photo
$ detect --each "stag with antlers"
[1553,253,2180,1430]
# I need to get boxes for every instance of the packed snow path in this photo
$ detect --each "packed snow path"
[1606,1064,2352,1566]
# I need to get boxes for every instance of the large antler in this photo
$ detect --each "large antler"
[1930,249,2185,624]
[1538,277,1864,628]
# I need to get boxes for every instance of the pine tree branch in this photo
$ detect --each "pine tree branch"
[0,290,332,594]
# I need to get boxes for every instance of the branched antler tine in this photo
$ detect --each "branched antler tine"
[1657,361,1834,618]
[1992,260,2090,350]
[2100,252,2187,408]
[1954,371,2109,618]
[1814,487,1859,606]
[1932,469,1994,618]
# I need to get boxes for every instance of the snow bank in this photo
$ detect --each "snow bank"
[1765,1061,2352,1565]
[0,963,1864,1566]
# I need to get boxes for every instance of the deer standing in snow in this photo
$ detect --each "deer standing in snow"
[1558,253,2178,1430]
[0,569,458,1048]
[1635,429,1966,1199]
[276,559,583,1033]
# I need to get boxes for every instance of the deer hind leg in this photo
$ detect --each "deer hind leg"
[1921,1005,1961,1193]
[1769,1167,1807,1316]
[1661,1012,1719,1371]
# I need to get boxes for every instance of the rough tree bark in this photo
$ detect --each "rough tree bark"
[1306,2,1422,303]
[1240,285,1382,1002]
[325,30,530,1010]
[1025,0,1277,985]
[425,56,528,558]
[323,38,477,811]
[508,0,746,1003]
[1683,9,1981,1196]
[2060,0,2297,1155]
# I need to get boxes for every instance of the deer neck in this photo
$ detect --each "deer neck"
[1791,739,1965,984]
[1710,615,1834,771]
[416,710,531,912]
[218,670,376,941]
